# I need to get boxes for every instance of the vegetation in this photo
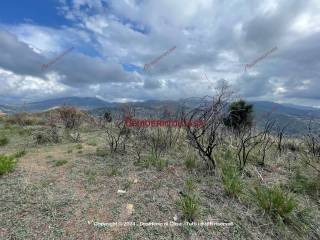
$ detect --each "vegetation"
[0,98,319,239]
[177,179,200,222]
[221,161,243,198]
[52,159,68,167]
[184,151,197,170]
[224,99,254,130]
[252,184,297,221]
[0,135,9,146]
[13,149,26,158]
[288,170,320,199]
[0,154,16,175]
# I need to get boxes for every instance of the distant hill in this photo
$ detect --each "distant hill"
[2,97,320,135]
[250,101,320,135]
[0,97,115,113]
[251,101,320,118]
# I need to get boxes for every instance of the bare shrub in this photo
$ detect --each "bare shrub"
[129,127,147,162]
[181,82,232,172]
[58,106,82,129]
[304,120,320,161]
[276,123,289,156]
[302,120,320,173]
[258,120,276,166]
[233,125,264,171]
[106,129,126,153]
[145,128,169,159]
[105,107,132,154]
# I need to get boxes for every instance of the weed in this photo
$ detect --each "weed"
[87,139,97,146]
[184,152,197,170]
[142,152,168,170]
[123,180,133,190]
[288,170,320,199]
[221,162,243,198]
[0,154,16,175]
[185,178,196,193]
[96,147,109,157]
[75,144,83,149]
[0,135,9,146]
[84,169,97,183]
[53,160,68,167]
[107,166,120,176]
[177,178,200,222]
[177,193,200,222]
[13,149,26,158]
[18,128,32,136]
[252,185,297,221]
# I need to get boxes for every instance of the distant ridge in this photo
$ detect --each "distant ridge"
[0,97,115,113]
[1,97,320,135]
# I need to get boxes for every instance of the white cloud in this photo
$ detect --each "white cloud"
[0,0,320,106]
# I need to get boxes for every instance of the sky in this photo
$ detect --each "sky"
[0,0,319,106]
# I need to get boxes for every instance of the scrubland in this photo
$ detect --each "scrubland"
[0,106,319,240]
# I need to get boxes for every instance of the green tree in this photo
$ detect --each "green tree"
[224,100,253,130]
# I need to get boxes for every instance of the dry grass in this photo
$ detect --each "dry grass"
[0,121,319,239]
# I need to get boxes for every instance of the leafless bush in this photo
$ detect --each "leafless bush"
[304,120,320,161]
[232,119,277,171]
[301,120,320,174]
[276,123,289,156]
[145,128,169,159]
[129,127,148,162]
[106,121,130,154]
[181,82,232,172]
[233,124,264,171]
[105,105,134,154]
[58,106,82,129]
[258,120,276,166]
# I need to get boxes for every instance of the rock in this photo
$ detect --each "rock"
[127,204,134,214]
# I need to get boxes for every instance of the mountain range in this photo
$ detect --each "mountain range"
[1,97,320,135]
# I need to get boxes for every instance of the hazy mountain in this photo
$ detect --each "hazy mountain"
[0,97,115,113]
[0,104,16,114]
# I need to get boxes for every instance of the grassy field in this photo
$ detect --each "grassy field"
[0,114,319,239]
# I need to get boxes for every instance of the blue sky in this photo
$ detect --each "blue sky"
[0,0,320,107]
[0,0,67,27]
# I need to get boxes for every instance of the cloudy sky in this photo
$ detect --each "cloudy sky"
[0,0,319,106]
